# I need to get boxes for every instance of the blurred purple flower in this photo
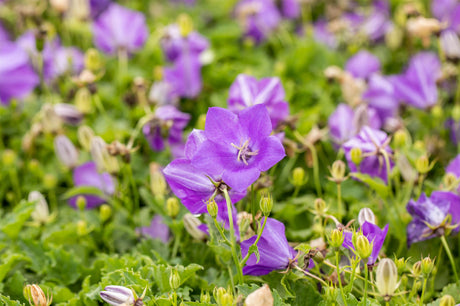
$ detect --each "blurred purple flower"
[0,42,39,105]
[137,215,170,243]
[281,0,300,19]
[92,3,148,55]
[446,119,460,146]
[440,30,460,60]
[361,0,392,41]
[343,221,389,265]
[191,105,286,192]
[143,105,190,152]
[363,74,399,124]
[407,191,460,246]
[343,126,393,182]
[313,20,337,49]
[446,155,460,192]
[160,24,209,62]
[171,0,196,4]
[89,0,111,19]
[69,161,115,209]
[228,74,289,128]
[241,217,297,276]
[234,0,281,43]
[392,52,441,109]
[0,22,10,42]
[345,51,381,80]
[163,52,203,99]
[431,0,460,32]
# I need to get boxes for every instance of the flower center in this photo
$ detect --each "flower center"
[231,139,258,165]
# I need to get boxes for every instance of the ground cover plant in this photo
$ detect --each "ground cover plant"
[2,0,460,305]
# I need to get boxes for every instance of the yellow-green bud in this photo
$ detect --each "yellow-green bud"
[393,129,408,148]
[200,291,211,303]
[214,287,233,306]
[453,105,460,122]
[444,173,459,190]
[84,48,102,72]
[330,160,346,182]
[177,14,193,37]
[385,25,404,50]
[354,233,372,259]
[313,250,325,264]
[350,147,363,166]
[196,114,206,130]
[259,193,273,216]
[99,204,112,222]
[314,198,327,216]
[439,295,456,306]
[77,125,95,151]
[90,136,119,174]
[329,229,344,248]
[2,149,16,166]
[415,155,431,174]
[169,269,181,290]
[207,199,218,218]
[166,197,180,218]
[23,284,50,306]
[421,257,434,275]
[375,258,399,301]
[412,261,422,278]
[75,87,93,114]
[292,167,306,187]
[150,162,167,200]
[394,257,406,275]
[77,220,87,236]
[76,196,87,211]
[43,174,57,190]
[431,105,443,119]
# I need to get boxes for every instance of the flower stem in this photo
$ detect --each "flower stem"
[335,251,348,306]
[240,216,268,267]
[337,183,343,222]
[223,188,244,285]
[440,235,459,283]
[420,277,428,306]
[381,150,393,199]
[363,263,369,305]
[307,143,322,197]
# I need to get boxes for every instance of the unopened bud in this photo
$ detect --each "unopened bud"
[439,295,456,306]
[54,135,79,168]
[453,105,460,122]
[77,125,95,151]
[77,220,88,236]
[28,191,50,225]
[2,149,16,166]
[393,129,408,148]
[100,285,135,306]
[375,258,399,301]
[385,25,403,50]
[90,136,119,174]
[292,167,306,187]
[329,229,344,248]
[354,233,372,259]
[84,48,102,72]
[412,261,422,278]
[177,14,193,37]
[183,214,207,240]
[24,284,51,306]
[150,163,167,200]
[169,269,181,290]
[350,147,363,165]
[166,197,180,218]
[200,291,211,303]
[431,105,443,119]
[314,198,327,216]
[99,204,112,222]
[215,287,233,306]
[75,87,93,114]
[415,155,431,174]
[421,257,434,275]
[76,196,87,211]
[358,208,375,226]
[259,193,273,216]
[394,257,406,275]
[330,160,346,182]
[41,104,62,133]
[443,173,459,191]
[43,174,57,190]
[245,284,274,306]
[54,103,83,125]
[207,200,218,218]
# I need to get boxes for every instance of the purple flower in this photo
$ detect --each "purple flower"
[143,105,190,152]
[241,217,297,276]
[163,52,203,99]
[313,20,337,49]
[363,74,399,124]
[431,0,460,32]
[160,24,209,62]
[92,3,148,55]
[406,191,460,246]
[343,126,393,182]
[89,0,111,19]
[191,105,286,192]
[446,118,460,146]
[0,21,10,43]
[343,221,389,265]
[345,51,381,80]
[0,42,39,105]
[361,0,392,41]
[137,215,170,243]
[446,155,460,193]
[281,0,301,19]
[69,161,115,209]
[392,52,441,109]
[234,0,281,43]
[228,74,289,128]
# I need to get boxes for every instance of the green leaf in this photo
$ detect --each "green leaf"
[0,201,34,239]
[0,294,24,306]
[349,173,389,199]
[61,186,109,201]
[44,247,81,285]
[0,253,29,283]
[151,263,203,293]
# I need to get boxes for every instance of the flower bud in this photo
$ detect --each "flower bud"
[77,220,88,236]
[169,269,181,290]
[100,285,135,306]
[245,284,274,306]
[54,103,83,125]
[150,163,167,200]
[421,257,434,275]
[412,261,422,278]
[177,14,193,37]
[207,199,218,218]
[100,204,112,222]
[166,197,180,218]
[43,174,57,190]
[292,167,306,187]
[2,149,16,166]
[439,295,456,306]
[84,48,102,72]
[24,284,51,306]
[358,208,375,226]
[453,105,460,122]
[259,193,273,216]
[75,87,93,114]
[393,129,408,148]
[28,191,50,225]
[76,195,87,211]
[394,257,406,275]
[90,136,119,174]
[329,229,344,248]
[375,258,399,301]
[354,233,372,259]
[415,155,431,174]
[41,104,62,134]
[78,125,95,151]
[200,291,211,303]
[443,173,459,191]
[215,287,233,306]
[314,198,327,216]
[183,214,207,241]
[385,25,403,50]
[54,135,79,168]
[431,105,443,119]
[350,147,363,166]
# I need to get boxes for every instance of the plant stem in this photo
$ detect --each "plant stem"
[363,263,369,305]
[420,277,428,306]
[240,216,268,266]
[336,251,348,306]
[381,150,393,200]
[440,235,459,283]
[337,183,343,222]
[307,143,322,197]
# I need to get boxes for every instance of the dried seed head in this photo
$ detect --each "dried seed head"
[375,258,399,301]
[245,284,274,306]
[23,284,52,306]
[28,191,50,224]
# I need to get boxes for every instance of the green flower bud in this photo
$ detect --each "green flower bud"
[177,14,193,37]
[166,197,180,218]
[393,129,408,148]
[421,257,434,275]
[415,155,431,174]
[76,196,87,211]
[314,198,327,216]
[77,125,95,151]
[43,174,57,190]
[375,258,399,301]
[2,149,16,166]
[394,257,406,275]
[431,105,443,119]
[453,105,460,122]
[207,199,218,218]
[84,48,102,72]
[150,162,167,200]
[259,193,273,216]
[350,147,363,166]
[292,167,306,187]
[200,291,211,303]
[412,261,422,278]
[214,287,233,306]
[354,233,372,259]
[169,269,181,290]
[439,295,456,306]
[75,87,93,114]
[329,229,344,248]
[443,173,459,191]
[99,204,112,222]
[330,160,346,182]
[77,220,88,236]
[385,25,404,50]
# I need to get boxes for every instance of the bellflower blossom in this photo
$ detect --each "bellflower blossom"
[234,0,281,43]
[92,3,148,55]
[363,75,399,124]
[345,51,381,80]
[0,42,39,105]
[160,24,209,63]
[137,215,170,244]
[431,0,460,32]
[191,105,286,192]
[406,191,460,246]
[228,74,289,128]
[392,52,441,109]
[163,52,203,99]
[69,161,115,209]
[89,0,111,19]
[343,221,389,265]
[313,20,338,49]
[360,0,392,41]
[343,126,393,182]
[446,155,460,192]
[0,22,9,42]
[142,105,190,152]
[281,0,301,19]
[241,217,297,275]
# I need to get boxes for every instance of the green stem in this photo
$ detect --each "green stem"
[240,216,268,266]
[212,217,231,246]
[223,188,244,285]
[336,251,348,306]
[363,263,369,305]
[381,150,393,200]
[9,168,21,202]
[171,223,181,259]
[126,163,139,212]
[337,183,343,222]
[307,143,322,197]
[420,277,428,306]
[440,235,459,283]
